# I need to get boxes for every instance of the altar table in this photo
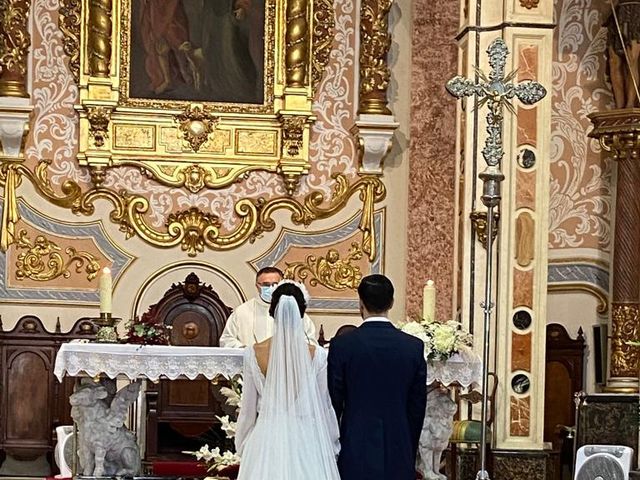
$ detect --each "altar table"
[54,342,245,382]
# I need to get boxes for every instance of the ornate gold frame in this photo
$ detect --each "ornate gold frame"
[64,0,335,194]
[0,0,396,260]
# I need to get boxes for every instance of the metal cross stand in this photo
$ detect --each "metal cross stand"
[446,38,546,480]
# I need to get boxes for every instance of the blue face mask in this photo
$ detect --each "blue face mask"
[259,285,275,303]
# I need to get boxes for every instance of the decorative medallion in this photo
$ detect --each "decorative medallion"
[174,105,219,153]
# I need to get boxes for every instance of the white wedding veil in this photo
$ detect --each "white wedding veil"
[237,291,340,479]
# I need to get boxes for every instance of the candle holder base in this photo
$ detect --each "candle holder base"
[90,313,121,343]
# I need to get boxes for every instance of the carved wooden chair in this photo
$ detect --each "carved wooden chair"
[544,323,585,477]
[447,372,498,480]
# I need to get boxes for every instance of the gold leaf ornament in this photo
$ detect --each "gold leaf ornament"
[14,229,101,281]
[285,242,364,291]
[174,105,219,153]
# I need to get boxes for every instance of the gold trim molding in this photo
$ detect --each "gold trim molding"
[284,242,364,291]
[2,161,386,259]
[14,229,101,281]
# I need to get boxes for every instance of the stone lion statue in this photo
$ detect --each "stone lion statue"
[418,386,458,480]
[70,380,142,477]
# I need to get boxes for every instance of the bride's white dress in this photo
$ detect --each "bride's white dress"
[234,296,341,480]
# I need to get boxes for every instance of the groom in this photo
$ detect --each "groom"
[328,274,427,480]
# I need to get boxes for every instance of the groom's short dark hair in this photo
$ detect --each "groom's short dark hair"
[358,274,394,313]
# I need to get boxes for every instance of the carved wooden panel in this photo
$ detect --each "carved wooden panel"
[0,316,95,465]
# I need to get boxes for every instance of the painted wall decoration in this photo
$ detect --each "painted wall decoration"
[550,0,613,253]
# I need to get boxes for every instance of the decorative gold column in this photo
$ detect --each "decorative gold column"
[590,109,640,390]
[87,0,112,77]
[0,0,31,98]
[357,0,392,115]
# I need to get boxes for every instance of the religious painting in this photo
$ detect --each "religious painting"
[68,0,335,196]
[128,0,266,105]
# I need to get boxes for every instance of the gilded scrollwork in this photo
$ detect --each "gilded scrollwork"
[311,0,335,91]
[285,0,309,87]
[174,105,219,153]
[0,0,31,97]
[87,106,111,148]
[14,229,101,281]
[358,0,393,115]
[610,303,640,378]
[58,0,81,81]
[285,242,363,291]
[166,207,223,256]
[6,164,386,260]
[88,0,112,77]
[281,116,305,157]
[470,210,500,248]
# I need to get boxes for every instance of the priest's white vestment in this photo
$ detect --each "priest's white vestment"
[219,297,318,347]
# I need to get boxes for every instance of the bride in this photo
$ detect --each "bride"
[234,280,341,479]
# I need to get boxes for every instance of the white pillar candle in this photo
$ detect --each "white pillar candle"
[99,267,112,315]
[422,279,436,322]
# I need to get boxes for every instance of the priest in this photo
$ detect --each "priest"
[219,267,318,347]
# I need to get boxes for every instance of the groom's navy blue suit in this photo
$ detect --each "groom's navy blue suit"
[328,320,427,480]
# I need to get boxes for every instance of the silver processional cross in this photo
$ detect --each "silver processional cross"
[446,38,546,480]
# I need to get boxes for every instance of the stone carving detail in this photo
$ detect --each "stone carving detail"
[70,380,142,477]
[417,387,457,480]
[15,229,101,281]
[284,242,364,291]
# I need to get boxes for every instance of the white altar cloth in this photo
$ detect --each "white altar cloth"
[426,348,482,388]
[54,343,244,382]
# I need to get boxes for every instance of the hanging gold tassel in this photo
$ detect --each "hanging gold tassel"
[1,165,20,251]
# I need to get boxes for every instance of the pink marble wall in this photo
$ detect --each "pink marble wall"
[406,0,459,319]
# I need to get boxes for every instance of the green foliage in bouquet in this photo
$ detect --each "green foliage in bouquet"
[121,312,172,345]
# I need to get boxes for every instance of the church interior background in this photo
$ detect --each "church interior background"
[0,0,638,478]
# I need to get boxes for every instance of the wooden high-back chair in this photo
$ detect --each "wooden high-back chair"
[144,273,232,460]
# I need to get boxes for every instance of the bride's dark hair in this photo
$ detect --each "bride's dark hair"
[269,282,307,317]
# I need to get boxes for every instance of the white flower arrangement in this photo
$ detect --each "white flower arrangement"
[184,375,243,476]
[401,317,473,362]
